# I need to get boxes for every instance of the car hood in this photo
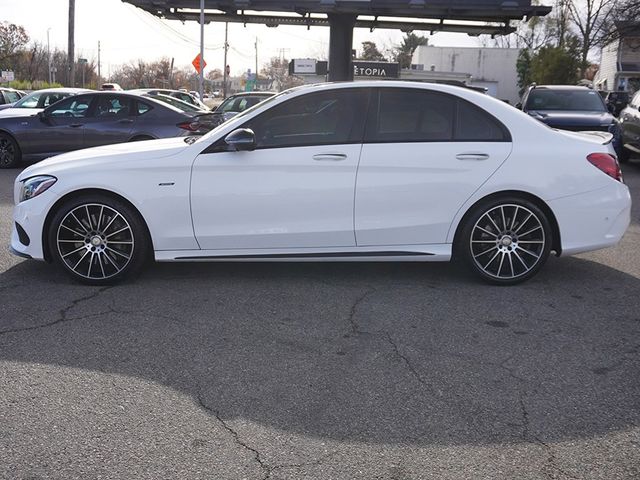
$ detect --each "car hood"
[527,110,615,127]
[18,137,191,181]
[0,108,42,119]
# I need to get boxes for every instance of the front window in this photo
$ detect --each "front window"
[48,96,92,118]
[525,89,606,111]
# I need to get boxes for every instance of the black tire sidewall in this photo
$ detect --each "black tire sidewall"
[0,133,21,169]
[48,194,150,285]
[459,197,552,285]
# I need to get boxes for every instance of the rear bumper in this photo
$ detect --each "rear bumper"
[549,183,631,256]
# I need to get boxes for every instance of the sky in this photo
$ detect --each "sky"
[1,0,485,78]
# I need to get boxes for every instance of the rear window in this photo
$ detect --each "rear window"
[525,89,606,111]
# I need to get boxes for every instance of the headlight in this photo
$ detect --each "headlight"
[20,175,57,202]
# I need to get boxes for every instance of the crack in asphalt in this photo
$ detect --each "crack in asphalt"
[196,389,271,479]
[0,285,113,336]
[384,332,431,389]
[347,288,376,335]
[196,388,337,480]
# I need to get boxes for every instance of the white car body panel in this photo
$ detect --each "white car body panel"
[355,142,512,245]
[10,81,631,272]
[191,144,362,249]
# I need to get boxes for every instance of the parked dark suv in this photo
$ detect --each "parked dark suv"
[619,90,640,162]
[518,85,623,158]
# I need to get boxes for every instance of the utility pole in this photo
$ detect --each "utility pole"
[255,37,258,82]
[222,22,229,98]
[68,0,75,87]
[47,28,52,84]
[97,41,101,84]
[198,0,205,100]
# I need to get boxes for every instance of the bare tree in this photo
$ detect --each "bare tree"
[567,0,617,72]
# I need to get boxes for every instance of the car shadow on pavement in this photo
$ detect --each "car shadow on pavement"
[0,257,638,447]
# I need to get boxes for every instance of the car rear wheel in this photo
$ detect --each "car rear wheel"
[48,195,150,285]
[0,133,21,169]
[459,197,552,285]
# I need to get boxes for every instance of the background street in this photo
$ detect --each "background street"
[1,163,639,480]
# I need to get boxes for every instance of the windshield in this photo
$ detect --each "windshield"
[15,91,66,108]
[525,89,606,112]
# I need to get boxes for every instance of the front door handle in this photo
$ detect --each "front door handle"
[69,123,83,128]
[312,153,347,161]
[456,152,490,161]
[118,118,133,124]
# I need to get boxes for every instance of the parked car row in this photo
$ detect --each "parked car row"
[0,87,274,169]
[517,84,636,161]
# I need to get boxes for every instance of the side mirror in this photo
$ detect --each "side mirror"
[607,103,615,113]
[515,102,522,110]
[224,128,256,151]
[37,110,50,123]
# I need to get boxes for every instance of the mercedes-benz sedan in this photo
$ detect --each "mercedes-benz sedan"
[10,81,631,285]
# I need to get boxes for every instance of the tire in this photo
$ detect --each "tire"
[458,197,552,285]
[48,194,151,285]
[0,132,21,169]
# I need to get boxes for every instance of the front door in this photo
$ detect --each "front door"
[190,88,369,250]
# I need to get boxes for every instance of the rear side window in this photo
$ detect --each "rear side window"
[136,101,153,116]
[367,88,510,143]
[456,100,509,141]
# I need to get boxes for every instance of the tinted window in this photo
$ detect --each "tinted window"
[245,89,368,149]
[48,96,91,118]
[374,89,454,142]
[94,96,131,118]
[136,101,153,116]
[368,89,509,143]
[456,100,509,141]
[5,91,21,103]
[525,89,606,111]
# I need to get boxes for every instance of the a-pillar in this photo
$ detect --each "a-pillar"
[327,14,356,82]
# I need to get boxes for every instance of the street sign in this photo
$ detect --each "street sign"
[0,70,14,82]
[78,58,88,64]
[192,53,207,73]
[353,61,400,78]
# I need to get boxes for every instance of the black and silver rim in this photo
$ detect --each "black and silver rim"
[0,137,16,167]
[56,203,134,280]
[470,204,545,280]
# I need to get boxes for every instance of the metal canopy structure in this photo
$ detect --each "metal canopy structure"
[123,0,551,81]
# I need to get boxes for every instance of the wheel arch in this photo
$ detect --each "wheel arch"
[451,190,562,258]
[42,188,154,262]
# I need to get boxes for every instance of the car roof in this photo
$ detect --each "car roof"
[228,91,276,97]
[529,85,592,91]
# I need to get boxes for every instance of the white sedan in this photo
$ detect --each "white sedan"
[10,81,631,285]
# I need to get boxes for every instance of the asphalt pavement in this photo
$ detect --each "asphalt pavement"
[0,160,639,480]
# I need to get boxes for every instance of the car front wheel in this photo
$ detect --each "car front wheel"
[0,133,21,169]
[48,194,150,285]
[459,198,552,285]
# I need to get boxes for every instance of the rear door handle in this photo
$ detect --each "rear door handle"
[69,123,83,128]
[118,119,133,124]
[456,152,490,161]
[312,153,347,161]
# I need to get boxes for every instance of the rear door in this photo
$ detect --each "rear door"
[82,94,135,147]
[355,87,512,246]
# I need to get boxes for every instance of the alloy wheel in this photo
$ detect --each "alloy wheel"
[56,203,135,280]
[0,136,16,167]
[469,204,546,281]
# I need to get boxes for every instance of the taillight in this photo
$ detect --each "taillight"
[177,120,201,132]
[587,153,623,182]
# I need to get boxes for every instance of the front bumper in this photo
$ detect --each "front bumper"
[10,190,55,261]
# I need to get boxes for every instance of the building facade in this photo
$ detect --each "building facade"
[593,23,640,93]
[411,45,521,105]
